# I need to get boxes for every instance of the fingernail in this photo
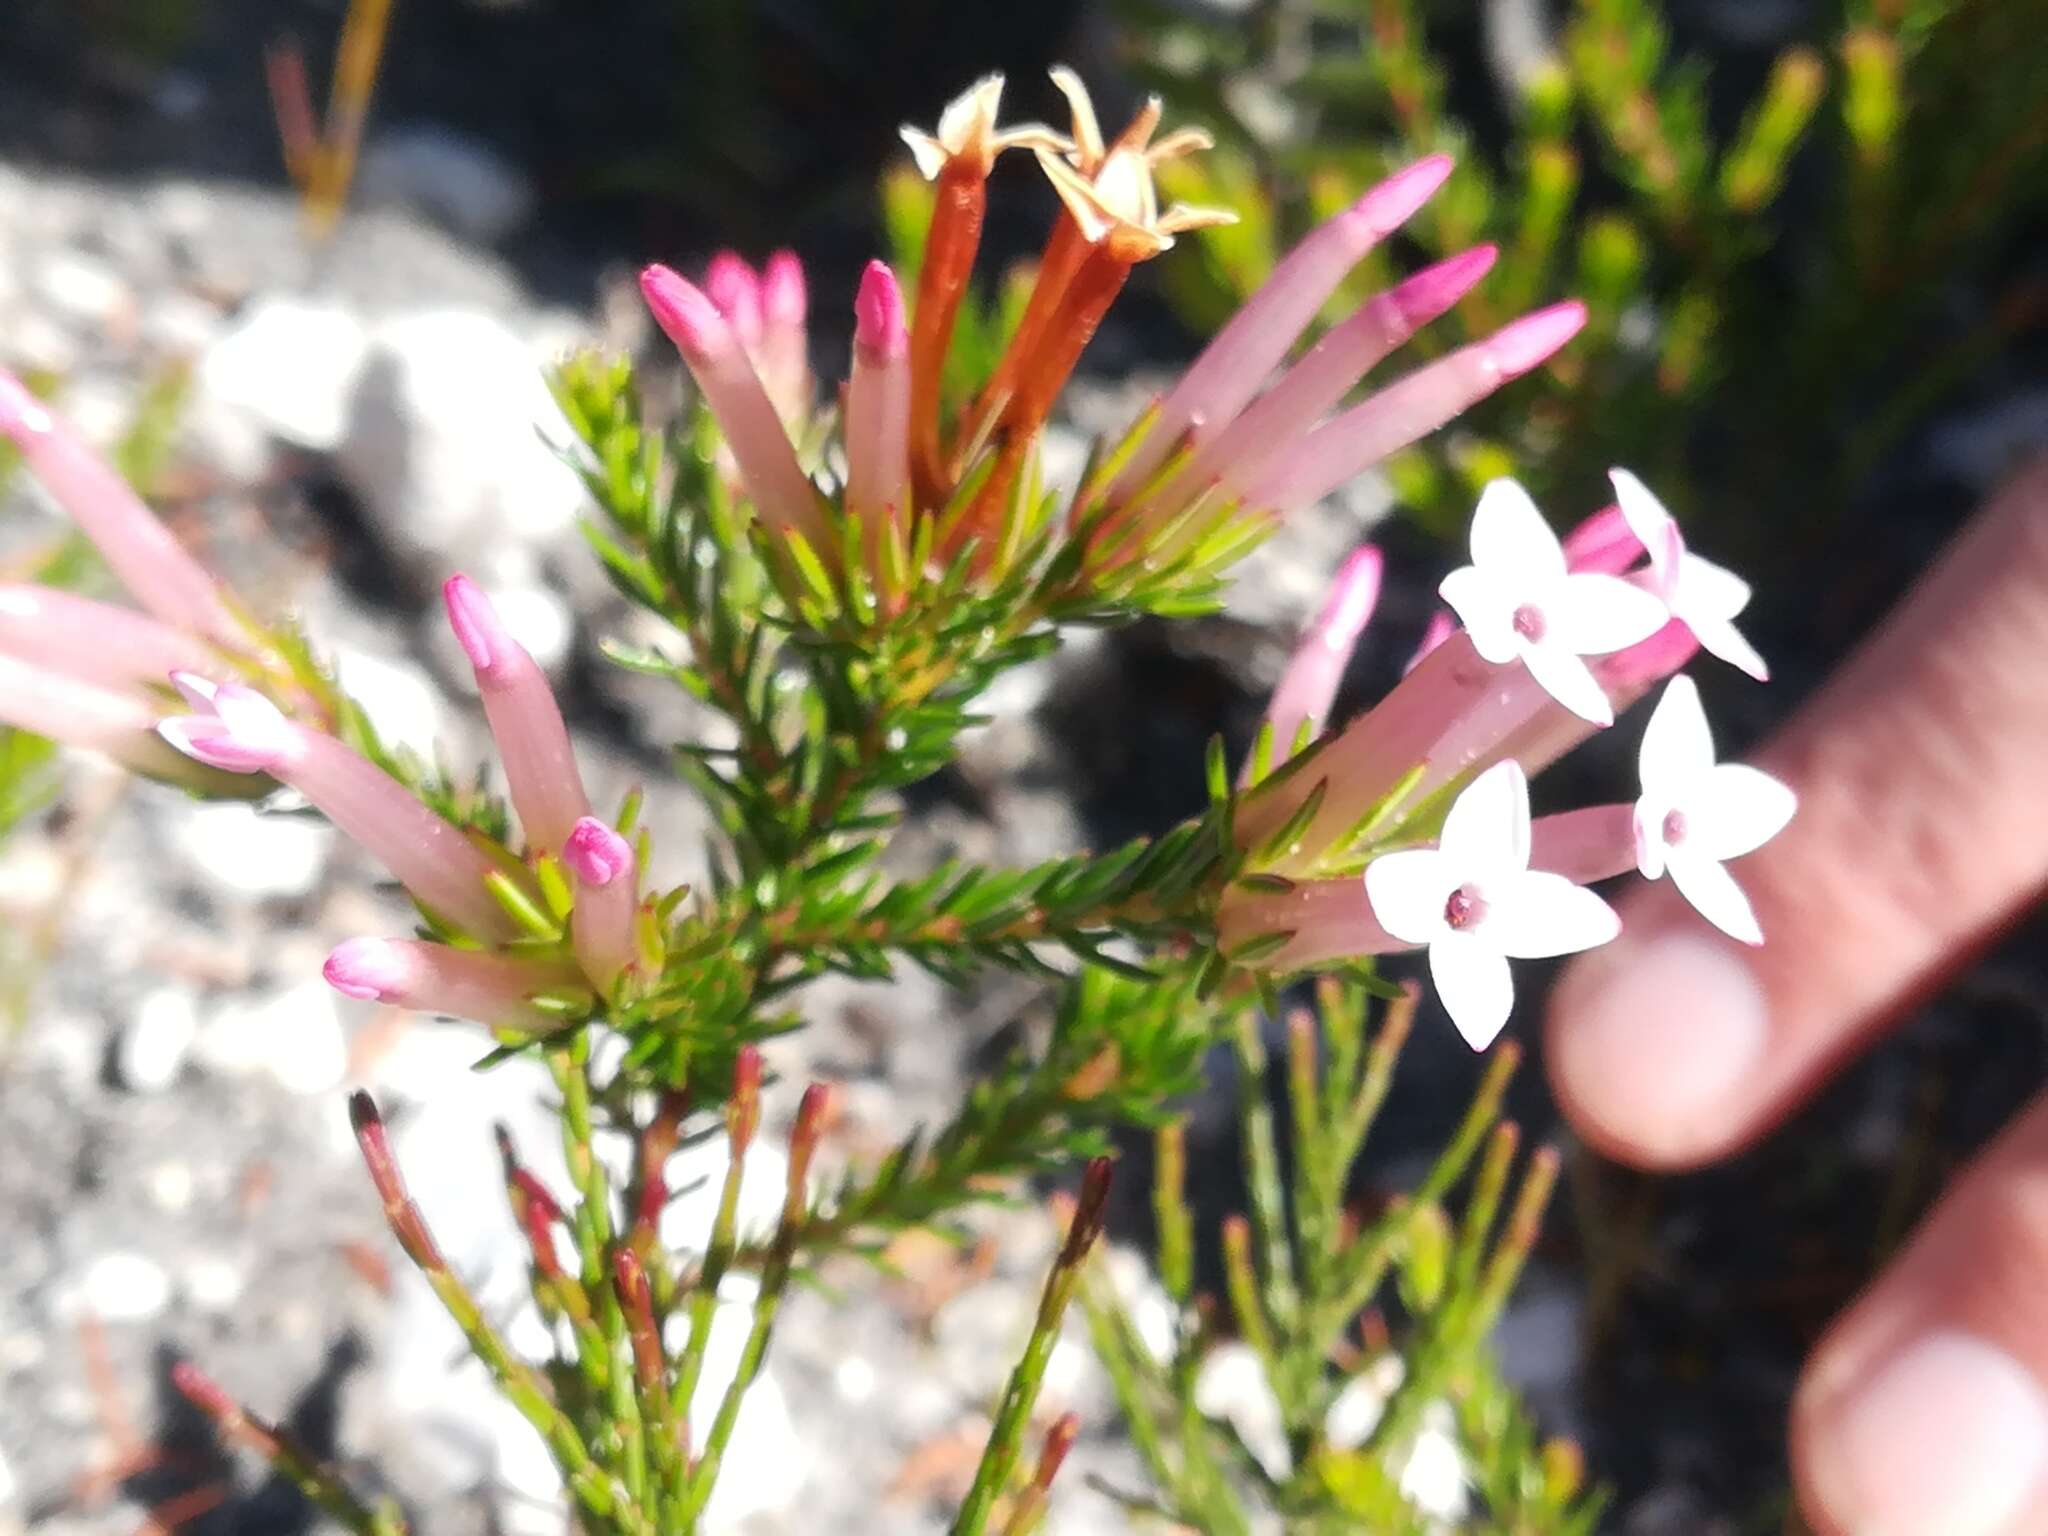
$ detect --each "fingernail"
[1550,931,1767,1161]
[1807,1330,2048,1536]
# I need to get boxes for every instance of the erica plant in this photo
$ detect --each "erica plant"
[0,67,1794,1532]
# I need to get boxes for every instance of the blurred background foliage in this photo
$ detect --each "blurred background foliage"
[1113,0,2046,550]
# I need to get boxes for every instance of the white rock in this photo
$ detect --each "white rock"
[331,646,445,754]
[194,297,369,456]
[147,1161,195,1212]
[182,1256,245,1313]
[117,987,199,1093]
[171,802,333,899]
[834,1354,877,1404]
[263,980,350,1095]
[34,251,129,329]
[659,1138,791,1254]
[357,126,536,244]
[336,309,589,571]
[78,1251,171,1322]
[0,1440,14,1509]
[199,980,349,1094]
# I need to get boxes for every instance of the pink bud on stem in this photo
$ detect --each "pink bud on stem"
[323,937,579,1031]
[727,1045,763,1156]
[641,264,830,556]
[349,1089,445,1269]
[562,815,638,992]
[443,575,590,856]
[160,676,516,939]
[1,368,241,643]
[1253,545,1384,777]
[845,261,912,579]
[759,249,812,421]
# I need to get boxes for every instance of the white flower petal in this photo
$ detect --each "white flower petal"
[1438,760,1530,874]
[1363,850,1455,945]
[1485,870,1620,959]
[1552,574,1668,655]
[1684,607,1770,681]
[1469,479,1564,581]
[1676,552,1752,621]
[1666,850,1764,944]
[1520,642,1613,726]
[1429,931,1515,1051]
[1690,763,1796,861]
[1633,798,1667,880]
[1609,468,1680,586]
[1638,676,1716,797]
[1438,565,1518,665]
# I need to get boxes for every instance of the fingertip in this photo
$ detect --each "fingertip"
[1546,919,1770,1168]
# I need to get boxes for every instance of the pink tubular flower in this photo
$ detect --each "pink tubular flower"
[1363,761,1619,1049]
[1251,544,1383,778]
[704,252,764,349]
[640,264,831,555]
[1,369,241,644]
[563,815,638,992]
[844,260,911,550]
[759,249,812,423]
[1243,303,1586,521]
[0,650,224,783]
[1216,873,1404,972]
[157,674,515,940]
[324,937,580,1032]
[1138,246,1499,530]
[443,574,590,856]
[0,583,229,694]
[1107,155,1455,501]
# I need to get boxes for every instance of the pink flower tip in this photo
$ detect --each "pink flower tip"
[1485,301,1588,378]
[704,252,763,340]
[761,250,806,324]
[1317,545,1384,641]
[854,260,907,356]
[156,678,295,773]
[640,264,725,356]
[1354,153,1455,235]
[0,367,54,439]
[441,573,506,676]
[323,937,408,1002]
[1393,244,1498,325]
[563,816,633,887]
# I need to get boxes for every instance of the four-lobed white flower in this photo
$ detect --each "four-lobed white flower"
[1365,761,1621,1050]
[1632,676,1797,945]
[1438,479,1670,726]
[1610,467,1769,681]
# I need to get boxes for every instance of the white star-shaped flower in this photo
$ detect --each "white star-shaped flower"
[1632,676,1796,945]
[1365,761,1621,1050]
[1610,468,1769,681]
[1439,479,1670,726]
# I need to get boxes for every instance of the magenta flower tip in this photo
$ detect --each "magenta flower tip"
[761,250,807,324]
[640,264,724,356]
[704,251,763,340]
[323,938,406,1002]
[0,368,54,440]
[441,573,502,675]
[1392,244,1498,325]
[854,260,907,356]
[563,816,633,887]
[1353,153,1455,236]
[1485,301,1588,378]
